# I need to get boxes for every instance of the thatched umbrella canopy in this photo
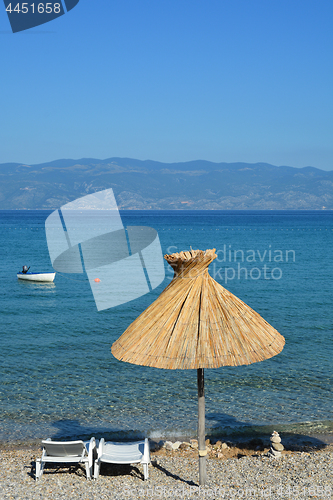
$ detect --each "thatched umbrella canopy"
[112,249,285,484]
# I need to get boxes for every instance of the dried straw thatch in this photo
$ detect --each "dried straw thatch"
[112,249,285,369]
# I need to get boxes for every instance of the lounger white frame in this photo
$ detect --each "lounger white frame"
[94,438,150,480]
[35,437,96,480]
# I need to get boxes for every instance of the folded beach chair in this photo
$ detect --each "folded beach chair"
[35,437,96,480]
[94,438,150,480]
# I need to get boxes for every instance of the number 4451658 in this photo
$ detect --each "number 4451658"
[6,3,61,14]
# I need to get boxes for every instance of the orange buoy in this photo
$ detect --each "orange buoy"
[94,278,100,283]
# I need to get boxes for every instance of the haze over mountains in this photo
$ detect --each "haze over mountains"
[0,158,332,210]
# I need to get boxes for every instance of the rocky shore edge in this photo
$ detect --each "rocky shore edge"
[0,436,331,500]
[149,433,331,461]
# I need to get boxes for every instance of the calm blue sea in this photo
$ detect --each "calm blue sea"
[0,210,332,443]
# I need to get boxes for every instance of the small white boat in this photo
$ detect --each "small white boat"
[17,272,56,282]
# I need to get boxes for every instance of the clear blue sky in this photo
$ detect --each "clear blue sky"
[1,0,332,169]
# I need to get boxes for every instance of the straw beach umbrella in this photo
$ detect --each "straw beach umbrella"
[112,249,285,484]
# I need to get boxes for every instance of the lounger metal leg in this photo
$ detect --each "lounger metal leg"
[94,459,100,480]
[85,461,91,479]
[143,463,149,480]
[35,459,44,481]
[35,459,40,481]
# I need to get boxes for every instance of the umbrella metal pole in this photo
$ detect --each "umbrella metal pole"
[197,368,206,485]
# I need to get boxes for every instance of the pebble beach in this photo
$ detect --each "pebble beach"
[1,439,332,500]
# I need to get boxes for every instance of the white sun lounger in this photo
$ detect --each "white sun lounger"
[94,438,150,480]
[35,437,96,480]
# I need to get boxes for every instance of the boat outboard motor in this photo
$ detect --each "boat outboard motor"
[22,265,30,274]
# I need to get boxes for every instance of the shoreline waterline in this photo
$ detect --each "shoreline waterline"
[1,420,333,449]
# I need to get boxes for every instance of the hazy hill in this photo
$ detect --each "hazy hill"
[0,158,332,209]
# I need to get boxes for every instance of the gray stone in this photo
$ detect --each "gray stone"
[270,449,282,458]
[190,439,198,449]
[270,435,281,444]
[164,441,173,451]
[221,442,228,450]
[272,442,284,452]
[171,441,182,450]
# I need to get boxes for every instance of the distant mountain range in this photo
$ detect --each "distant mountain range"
[0,157,332,210]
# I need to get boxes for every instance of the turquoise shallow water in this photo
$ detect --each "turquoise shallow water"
[0,210,332,442]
